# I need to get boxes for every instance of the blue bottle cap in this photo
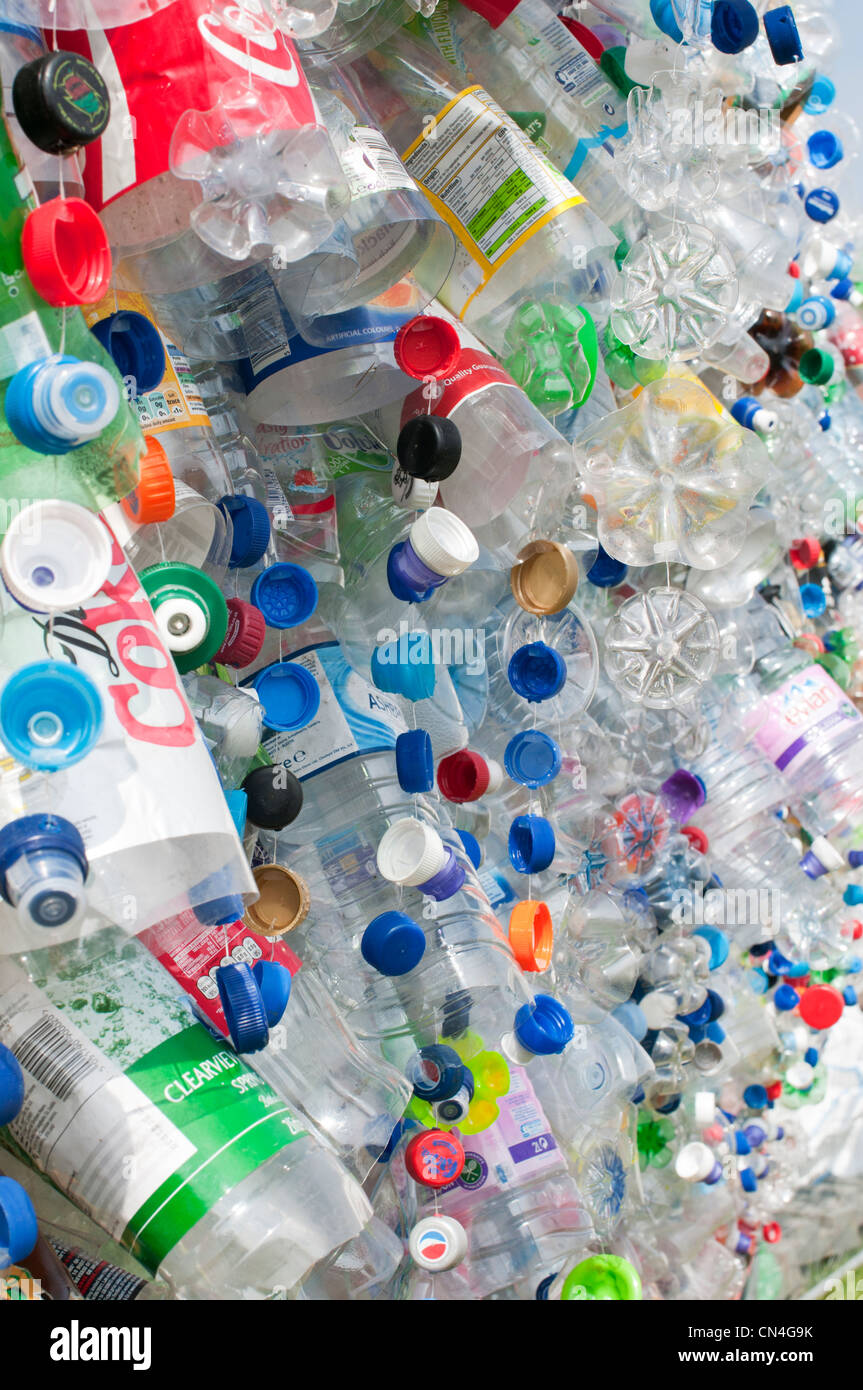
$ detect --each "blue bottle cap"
[252,960,292,1028]
[0,1177,38,1269]
[848,956,863,974]
[805,187,840,224]
[218,495,271,570]
[783,960,811,978]
[507,642,566,702]
[743,1083,768,1110]
[0,1043,25,1128]
[0,660,103,771]
[508,814,556,873]
[711,0,759,54]
[418,846,466,901]
[407,1044,465,1101]
[396,729,434,793]
[740,1166,758,1192]
[808,130,843,169]
[804,1046,819,1067]
[744,1122,767,1147]
[503,730,562,787]
[768,948,794,974]
[224,788,248,839]
[844,885,863,905]
[253,661,320,732]
[796,295,837,331]
[649,0,683,42]
[843,985,858,1005]
[90,310,166,394]
[679,997,713,1028]
[587,543,628,588]
[6,355,118,455]
[799,582,826,617]
[371,633,436,701]
[250,563,318,628]
[774,983,800,1010]
[694,927,730,970]
[0,813,87,902]
[763,4,803,64]
[805,75,836,114]
[849,850,863,869]
[456,829,482,870]
[734,1130,751,1155]
[195,894,244,926]
[362,911,426,976]
[706,1021,726,1044]
[216,963,270,1053]
[707,989,725,1021]
[514,994,574,1056]
[612,1000,648,1041]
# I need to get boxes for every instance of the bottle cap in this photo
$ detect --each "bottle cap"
[195,893,244,927]
[252,960,292,1028]
[799,984,844,1030]
[786,1060,815,1089]
[90,310,166,393]
[244,864,309,935]
[743,1083,768,1110]
[216,962,269,1053]
[799,347,835,385]
[730,396,779,432]
[0,812,87,920]
[799,581,827,616]
[12,50,110,153]
[6,355,119,454]
[1,500,112,612]
[844,885,863,906]
[250,563,318,627]
[807,129,843,169]
[393,315,460,380]
[214,598,267,668]
[456,829,482,869]
[22,198,112,306]
[508,899,553,972]
[217,494,272,570]
[242,765,303,830]
[420,847,466,901]
[804,187,840,223]
[408,508,478,578]
[404,1129,465,1188]
[408,1215,468,1271]
[587,544,628,588]
[507,642,566,702]
[121,436,176,524]
[504,730,561,788]
[660,769,707,822]
[681,825,709,854]
[510,539,579,615]
[513,993,574,1056]
[396,416,462,484]
[694,926,730,969]
[774,983,800,1011]
[650,0,683,42]
[361,910,426,975]
[407,1044,465,1101]
[796,296,837,332]
[396,729,434,793]
[562,1255,642,1301]
[0,660,102,771]
[437,750,491,803]
[508,814,556,873]
[0,1044,25,1128]
[711,0,759,54]
[806,76,836,114]
[252,661,320,732]
[675,1141,718,1182]
[0,1177,38,1269]
[391,462,439,509]
[140,562,228,674]
[789,536,821,569]
[377,818,447,886]
[371,633,436,701]
[763,4,803,64]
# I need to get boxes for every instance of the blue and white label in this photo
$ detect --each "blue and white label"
[262,642,407,780]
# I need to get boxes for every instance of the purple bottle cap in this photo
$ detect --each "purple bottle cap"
[418,847,466,901]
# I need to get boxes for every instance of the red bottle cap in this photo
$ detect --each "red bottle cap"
[437,750,490,803]
[766,1081,783,1101]
[214,598,267,669]
[789,536,821,569]
[798,984,844,1030]
[681,825,709,854]
[404,1130,465,1188]
[22,196,111,306]
[763,1222,782,1243]
[121,436,176,524]
[394,315,460,380]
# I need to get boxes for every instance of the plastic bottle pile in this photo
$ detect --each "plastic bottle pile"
[1,0,863,1304]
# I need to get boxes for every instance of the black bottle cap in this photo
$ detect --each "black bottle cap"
[242,765,303,831]
[396,415,461,483]
[13,52,110,155]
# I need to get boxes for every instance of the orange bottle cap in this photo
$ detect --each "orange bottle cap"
[508,899,553,972]
[122,436,176,524]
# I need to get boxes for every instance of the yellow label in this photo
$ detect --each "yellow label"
[82,291,210,434]
[0,1266,43,1300]
[402,85,585,317]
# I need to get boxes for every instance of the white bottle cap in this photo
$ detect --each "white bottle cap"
[695,1091,716,1126]
[753,407,778,434]
[484,758,505,795]
[409,508,478,578]
[675,1142,717,1183]
[500,1030,537,1066]
[154,597,209,653]
[376,817,447,886]
[392,464,439,511]
[408,1214,468,1271]
[1,500,113,612]
[800,236,837,280]
[786,1061,815,1090]
[809,835,845,872]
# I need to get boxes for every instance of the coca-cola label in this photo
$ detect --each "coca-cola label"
[60,0,315,209]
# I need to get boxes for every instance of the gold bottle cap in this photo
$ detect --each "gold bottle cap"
[510,539,578,615]
[244,864,310,936]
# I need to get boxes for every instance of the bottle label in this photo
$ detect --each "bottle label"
[257,641,407,780]
[341,124,418,199]
[49,1242,148,1301]
[236,296,419,393]
[751,664,863,774]
[401,85,585,316]
[437,1065,566,1210]
[0,955,307,1274]
[58,0,316,210]
[0,1265,44,1299]
[138,909,302,1036]
[82,290,210,430]
[401,347,519,425]
[0,308,52,382]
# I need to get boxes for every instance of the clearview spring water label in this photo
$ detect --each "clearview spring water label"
[0,933,308,1274]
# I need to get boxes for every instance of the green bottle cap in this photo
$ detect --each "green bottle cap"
[799,346,835,385]
[140,562,228,675]
[561,1254,642,1301]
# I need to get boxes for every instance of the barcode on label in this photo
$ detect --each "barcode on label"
[345,126,417,197]
[14,1013,101,1101]
[241,279,290,376]
[263,468,294,524]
